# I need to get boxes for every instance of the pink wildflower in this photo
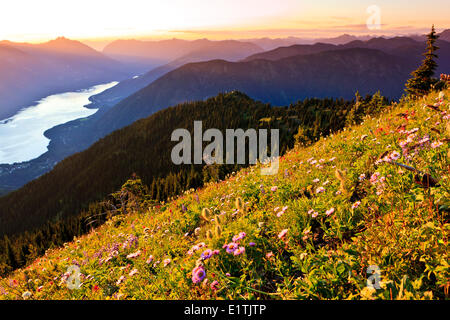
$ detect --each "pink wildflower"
[232,232,246,242]
[201,249,213,260]
[352,201,361,210]
[126,250,141,259]
[224,242,239,254]
[325,208,335,216]
[192,265,206,284]
[278,229,288,239]
[233,247,245,256]
[129,269,138,277]
[210,280,219,290]
[431,141,443,148]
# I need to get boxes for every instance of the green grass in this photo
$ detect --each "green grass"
[1,90,448,300]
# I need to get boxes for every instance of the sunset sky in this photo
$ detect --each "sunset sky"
[1,0,449,45]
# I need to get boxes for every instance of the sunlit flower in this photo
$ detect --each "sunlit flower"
[431,141,443,148]
[234,247,245,255]
[224,242,239,254]
[271,186,278,192]
[201,249,213,260]
[232,232,246,242]
[389,151,401,161]
[126,250,141,259]
[352,201,361,210]
[192,265,206,284]
[129,269,138,276]
[163,258,171,267]
[316,187,325,193]
[278,229,288,239]
[210,280,219,290]
[326,207,335,216]
[418,136,430,144]
[370,172,380,184]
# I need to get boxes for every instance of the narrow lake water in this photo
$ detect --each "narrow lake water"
[0,81,118,164]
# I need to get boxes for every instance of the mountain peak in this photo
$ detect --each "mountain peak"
[40,37,101,56]
[439,29,450,41]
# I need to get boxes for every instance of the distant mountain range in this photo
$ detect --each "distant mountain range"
[102,38,263,74]
[94,34,375,107]
[91,36,450,125]
[97,48,410,133]
[243,37,450,71]
[0,37,132,120]
[241,34,374,50]
[89,31,450,112]
[409,29,450,43]
[89,39,264,109]
[244,29,450,50]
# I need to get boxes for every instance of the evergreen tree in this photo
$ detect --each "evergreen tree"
[405,25,440,96]
[345,91,362,126]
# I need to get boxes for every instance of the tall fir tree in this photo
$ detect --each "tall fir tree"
[405,25,440,96]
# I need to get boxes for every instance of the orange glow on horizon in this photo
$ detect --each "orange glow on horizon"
[1,0,449,46]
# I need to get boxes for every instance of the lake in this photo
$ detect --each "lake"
[0,82,118,164]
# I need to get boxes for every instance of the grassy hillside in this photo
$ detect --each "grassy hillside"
[0,90,448,300]
[1,92,362,237]
[3,92,385,276]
